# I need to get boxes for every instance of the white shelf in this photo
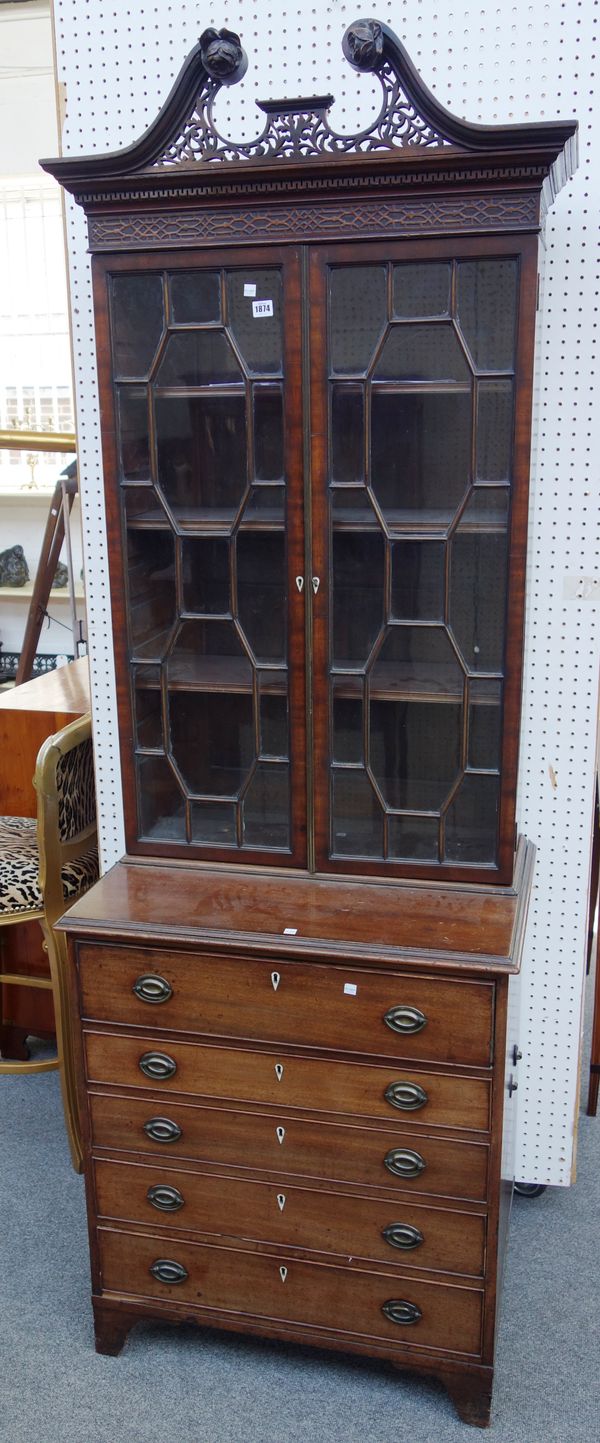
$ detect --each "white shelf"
[0,490,75,505]
[0,584,85,600]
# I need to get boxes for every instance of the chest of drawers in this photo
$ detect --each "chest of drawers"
[61,843,533,1428]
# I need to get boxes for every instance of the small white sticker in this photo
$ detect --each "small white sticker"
[283,927,297,935]
[253,298,273,318]
[244,282,257,297]
[344,983,358,996]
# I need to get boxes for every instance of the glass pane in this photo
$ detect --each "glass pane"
[227,270,283,375]
[469,680,502,770]
[243,763,290,849]
[134,674,163,750]
[477,380,514,482]
[370,699,461,810]
[170,271,221,324]
[392,263,451,319]
[137,756,185,841]
[332,695,363,764]
[457,259,518,372]
[374,324,471,384]
[182,538,231,615]
[124,486,168,527]
[331,386,364,483]
[330,267,386,374]
[191,801,236,845]
[332,487,375,529]
[118,387,150,480]
[444,774,500,863]
[332,533,384,667]
[156,395,247,522]
[156,330,243,387]
[169,691,254,796]
[371,392,471,522]
[127,531,176,659]
[332,769,383,858]
[260,694,288,759]
[391,541,445,621]
[388,815,440,862]
[450,530,508,673]
[167,619,252,691]
[458,488,510,529]
[241,486,285,526]
[254,385,284,480]
[111,274,164,378]
[237,533,287,662]
[371,627,464,701]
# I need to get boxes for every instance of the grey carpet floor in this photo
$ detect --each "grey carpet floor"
[1,992,599,1443]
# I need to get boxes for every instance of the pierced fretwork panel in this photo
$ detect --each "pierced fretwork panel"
[327,257,517,867]
[111,264,291,854]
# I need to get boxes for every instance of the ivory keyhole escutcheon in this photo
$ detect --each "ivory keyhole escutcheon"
[277,1193,286,1211]
[275,1063,284,1082]
[279,1266,288,1283]
[276,1126,285,1144]
[271,971,280,991]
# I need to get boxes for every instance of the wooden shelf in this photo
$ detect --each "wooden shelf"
[332,506,508,534]
[333,665,501,704]
[135,654,288,694]
[127,507,285,532]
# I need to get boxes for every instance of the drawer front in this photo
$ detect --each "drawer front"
[90,1094,489,1201]
[94,1158,486,1276]
[85,1032,491,1132]
[98,1227,483,1357]
[78,944,494,1066]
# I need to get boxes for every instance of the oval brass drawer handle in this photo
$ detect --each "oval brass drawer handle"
[139,1051,177,1081]
[384,1005,427,1035]
[384,1147,426,1179]
[150,1258,188,1285]
[382,1222,424,1251]
[144,1116,182,1144]
[382,1299,422,1326]
[147,1184,184,1212]
[133,974,173,1004]
[384,1081,428,1111]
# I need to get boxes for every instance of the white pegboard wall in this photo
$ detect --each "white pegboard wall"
[51,0,599,1186]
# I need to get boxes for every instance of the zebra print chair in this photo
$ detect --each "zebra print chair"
[0,713,98,1171]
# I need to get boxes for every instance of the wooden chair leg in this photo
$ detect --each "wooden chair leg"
[40,921,83,1172]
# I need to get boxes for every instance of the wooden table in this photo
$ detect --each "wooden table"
[0,656,90,815]
[0,658,90,1054]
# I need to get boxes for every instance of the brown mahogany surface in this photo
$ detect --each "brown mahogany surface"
[62,841,532,966]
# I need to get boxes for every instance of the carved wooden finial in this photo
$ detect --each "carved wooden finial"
[198,27,247,85]
[343,18,385,71]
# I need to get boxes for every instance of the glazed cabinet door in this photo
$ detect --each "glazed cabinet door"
[94,247,307,866]
[309,236,537,884]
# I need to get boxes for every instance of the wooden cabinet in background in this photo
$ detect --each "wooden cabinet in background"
[47,16,576,1428]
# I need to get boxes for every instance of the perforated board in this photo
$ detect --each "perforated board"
[51,0,599,1185]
